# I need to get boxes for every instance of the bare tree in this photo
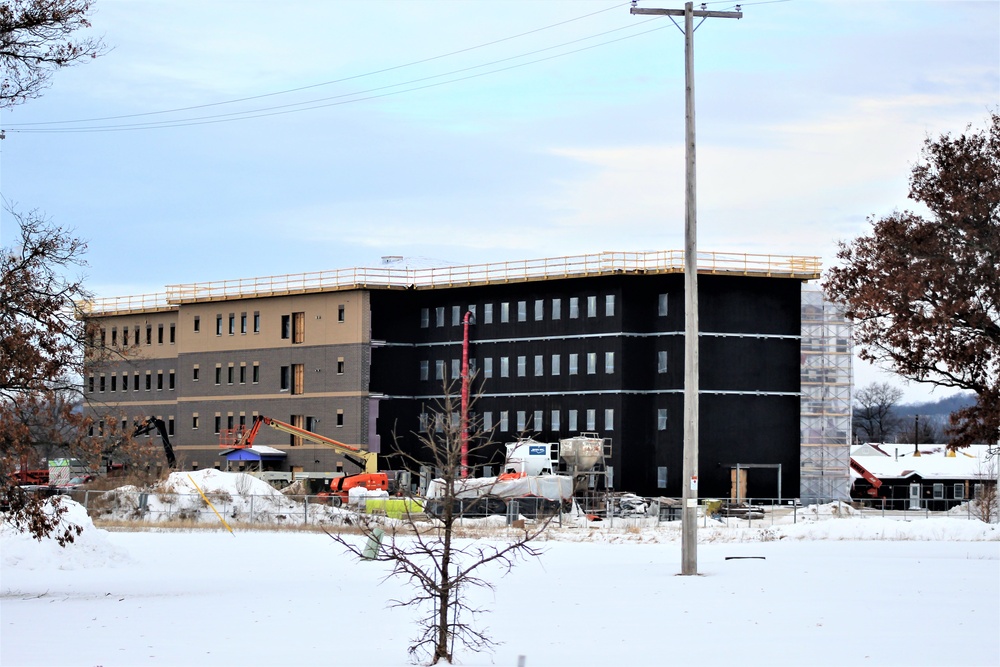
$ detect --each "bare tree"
[853,382,904,443]
[971,448,998,524]
[328,384,553,665]
[0,0,106,108]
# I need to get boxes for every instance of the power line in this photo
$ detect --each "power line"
[7,21,670,134]
[4,2,632,129]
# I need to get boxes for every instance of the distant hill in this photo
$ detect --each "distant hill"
[896,392,976,418]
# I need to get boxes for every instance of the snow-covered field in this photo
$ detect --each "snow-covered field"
[2,472,999,667]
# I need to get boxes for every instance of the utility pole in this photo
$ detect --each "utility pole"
[630,1,741,576]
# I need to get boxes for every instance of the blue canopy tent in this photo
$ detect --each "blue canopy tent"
[218,446,286,473]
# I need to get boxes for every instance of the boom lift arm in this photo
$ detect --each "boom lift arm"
[236,415,378,473]
[105,416,178,470]
[849,458,882,497]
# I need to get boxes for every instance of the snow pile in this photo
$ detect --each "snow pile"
[92,469,359,526]
[1,497,131,570]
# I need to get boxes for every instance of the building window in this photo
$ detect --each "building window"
[604,408,614,431]
[228,314,235,336]
[435,360,445,381]
[292,364,304,395]
[336,409,344,427]
[227,364,234,385]
[658,466,668,489]
[253,311,260,333]
[587,352,597,375]
[240,313,247,335]
[534,355,544,377]
[167,417,175,437]
[216,315,223,336]
[586,409,596,431]
[156,323,163,344]
[587,295,597,317]
[568,409,578,432]
[292,312,305,344]
[483,357,493,379]
[420,308,429,328]
[420,360,429,381]
[88,375,94,393]
[169,370,175,390]
[533,300,544,321]
[252,362,259,384]
[568,353,579,375]
[110,374,116,392]
[483,412,493,431]
[144,372,151,391]
[214,415,221,434]
[658,409,668,430]
[452,359,460,379]
[239,364,246,385]
[517,356,526,377]
[281,315,291,339]
[551,410,561,432]
[605,294,615,317]
[516,411,526,431]
[954,483,964,500]
[452,305,461,326]
[170,323,176,344]
[213,365,220,385]
[122,327,129,346]
[194,316,200,333]
[419,412,430,432]
[280,366,290,391]
[500,302,510,323]
[533,410,543,431]
[517,301,527,322]
[484,303,493,324]
[552,298,562,320]
[146,324,152,345]
[569,297,579,319]
[933,483,944,500]
[111,327,117,346]
[337,357,345,375]
[499,411,509,431]
[436,307,445,327]
[605,352,615,374]
[552,354,561,376]
[658,351,668,374]
[500,357,510,378]
[133,372,140,391]
[658,293,669,316]
[338,304,345,323]
[227,414,234,431]
[192,415,199,430]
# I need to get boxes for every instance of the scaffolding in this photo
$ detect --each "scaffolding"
[800,288,852,502]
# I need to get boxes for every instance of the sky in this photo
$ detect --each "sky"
[1,0,997,403]
[1,476,998,666]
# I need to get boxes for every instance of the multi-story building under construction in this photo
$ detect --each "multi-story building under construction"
[81,250,832,499]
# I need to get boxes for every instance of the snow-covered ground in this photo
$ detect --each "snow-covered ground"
[2,472,999,667]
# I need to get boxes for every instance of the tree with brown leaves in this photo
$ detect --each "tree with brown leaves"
[0,0,106,108]
[825,114,1000,447]
[1,206,93,543]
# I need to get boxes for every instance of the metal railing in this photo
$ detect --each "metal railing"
[72,490,991,529]
[79,250,822,315]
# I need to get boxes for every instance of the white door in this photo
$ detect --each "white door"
[909,483,921,510]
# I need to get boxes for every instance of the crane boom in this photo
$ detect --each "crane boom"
[235,415,377,473]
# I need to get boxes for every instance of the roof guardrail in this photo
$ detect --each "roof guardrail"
[81,250,821,314]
